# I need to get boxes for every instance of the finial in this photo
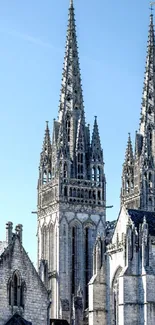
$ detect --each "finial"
[143,216,147,224]
[46,121,49,128]
[70,0,73,7]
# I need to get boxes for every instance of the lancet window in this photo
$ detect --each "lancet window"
[77,153,84,179]
[66,118,71,142]
[64,163,68,178]
[111,267,122,325]
[43,171,47,184]
[85,227,89,308]
[71,226,76,294]
[8,271,25,308]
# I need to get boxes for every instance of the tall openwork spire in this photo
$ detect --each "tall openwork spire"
[121,13,155,211]
[139,13,155,136]
[58,0,84,122]
[37,2,106,322]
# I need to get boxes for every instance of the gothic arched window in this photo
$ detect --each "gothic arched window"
[69,187,72,197]
[13,274,18,306]
[149,172,153,189]
[49,224,54,272]
[92,167,95,182]
[97,167,100,185]
[64,163,68,178]
[111,267,122,325]
[8,279,12,306]
[72,226,76,294]
[98,190,101,200]
[8,272,25,308]
[77,153,84,179]
[148,197,153,209]
[66,118,71,142]
[43,171,47,185]
[64,186,67,197]
[48,171,51,181]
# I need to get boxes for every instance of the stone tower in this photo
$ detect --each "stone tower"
[37,1,106,323]
[121,13,155,211]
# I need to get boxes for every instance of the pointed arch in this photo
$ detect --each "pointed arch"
[111,266,123,325]
[43,171,47,184]
[8,277,12,306]
[92,167,95,182]
[66,117,71,142]
[69,219,82,295]
[97,166,101,184]
[49,223,54,272]
[149,172,153,188]
[64,162,68,178]
[8,270,25,307]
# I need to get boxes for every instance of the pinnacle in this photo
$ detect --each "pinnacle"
[91,116,103,162]
[70,0,73,8]
[42,121,51,153]
[124,133,133,162]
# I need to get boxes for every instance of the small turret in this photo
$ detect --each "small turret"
[39,121,52,185]
[91,116,105,187]
[121,133,134,207]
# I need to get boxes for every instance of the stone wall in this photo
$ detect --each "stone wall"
[0,236,49,325]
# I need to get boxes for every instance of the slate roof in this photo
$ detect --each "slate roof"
[5,313,32,325]
[128,209,155,236]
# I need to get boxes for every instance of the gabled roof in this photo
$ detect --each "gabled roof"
[5,313,32,325]
[128,209,155,236]
[0,234,48,294]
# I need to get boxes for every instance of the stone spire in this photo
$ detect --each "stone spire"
[58,0,84,123]
[91,116,103,163]
[121,134,134,207]
[124,133,134,163]
[121,13,155,211]
[37,1,106,323]
[39,121,52,185]
[42,121,51,155]
[139,13,155,136]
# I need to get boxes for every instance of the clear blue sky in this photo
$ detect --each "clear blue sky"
[0,0,151,265]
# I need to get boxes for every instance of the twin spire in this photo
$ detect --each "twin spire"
[121,12,155,211]
[123,12,155,165]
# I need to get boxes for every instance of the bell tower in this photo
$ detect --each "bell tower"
[37,1,106,323]
[121,13,155,211]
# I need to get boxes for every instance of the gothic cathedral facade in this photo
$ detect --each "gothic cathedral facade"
[37,2,155,325]
[37,1,106,323]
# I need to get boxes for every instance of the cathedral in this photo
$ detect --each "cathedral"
[1,1,155,324]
